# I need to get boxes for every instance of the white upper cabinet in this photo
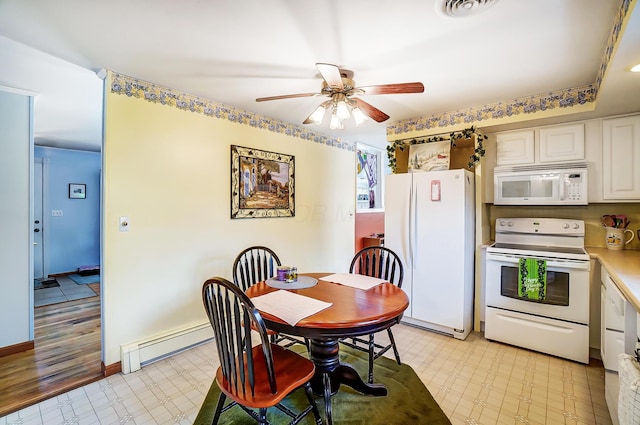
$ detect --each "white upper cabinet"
[602,115,640,200]
[539,124,585,163]
[496,124,585,166]
[496,130,534,165]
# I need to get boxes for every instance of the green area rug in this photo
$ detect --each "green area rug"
[194,345,451,425]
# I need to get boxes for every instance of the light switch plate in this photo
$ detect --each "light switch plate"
[119,216,129,232]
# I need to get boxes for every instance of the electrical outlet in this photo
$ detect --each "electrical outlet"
[51,209,63,216]
[119,216,129,232]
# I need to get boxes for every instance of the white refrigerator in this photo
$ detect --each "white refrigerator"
[384,169,475,340]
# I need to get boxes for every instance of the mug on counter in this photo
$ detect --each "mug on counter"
[604,226,634,250]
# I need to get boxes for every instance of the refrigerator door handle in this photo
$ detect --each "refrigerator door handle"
[409,180,415,268]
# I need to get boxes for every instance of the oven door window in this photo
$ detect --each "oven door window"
[500,265,569,306]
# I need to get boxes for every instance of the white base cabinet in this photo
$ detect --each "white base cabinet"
[601,266,639,425]
[606,371,620,425]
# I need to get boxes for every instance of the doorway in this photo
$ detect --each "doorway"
[3,146,104,415]
[32,148,102,307]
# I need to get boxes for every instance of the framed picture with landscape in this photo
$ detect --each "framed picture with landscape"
[230,145,295,219]
[407,140,450,172]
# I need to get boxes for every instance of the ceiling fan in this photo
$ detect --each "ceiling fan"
[255,63,424,129]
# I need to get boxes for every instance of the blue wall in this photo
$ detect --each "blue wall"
[35,146,101,274]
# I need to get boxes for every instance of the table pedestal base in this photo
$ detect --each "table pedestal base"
[308,338,386,425]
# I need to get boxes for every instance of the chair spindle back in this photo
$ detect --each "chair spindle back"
[202,277,277,397]
[350,246,404,287]
[232,246,281,291]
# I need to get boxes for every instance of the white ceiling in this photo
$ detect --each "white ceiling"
[0,0,638,151]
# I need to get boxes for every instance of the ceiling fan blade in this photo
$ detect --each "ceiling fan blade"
[357,82,424,95]
[316,63,344,89]
[256,92,320,102]
[352,98,390,123]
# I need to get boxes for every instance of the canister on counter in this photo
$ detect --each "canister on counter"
[276,266,290,281]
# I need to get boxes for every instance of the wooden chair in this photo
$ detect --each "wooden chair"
[232,246,282,292]
[342,246,404,383]
[202,277,323,425]
[232,246,308,349]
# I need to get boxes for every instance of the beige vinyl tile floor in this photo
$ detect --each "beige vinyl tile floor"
[0,323,613,425]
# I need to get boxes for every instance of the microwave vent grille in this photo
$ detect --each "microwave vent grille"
[494,161,587,174]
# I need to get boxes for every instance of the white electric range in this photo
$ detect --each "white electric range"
[485,217,591,363]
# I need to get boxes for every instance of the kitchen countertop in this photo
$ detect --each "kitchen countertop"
[587,247,640,311]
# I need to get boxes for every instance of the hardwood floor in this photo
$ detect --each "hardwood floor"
[0,283,102,417]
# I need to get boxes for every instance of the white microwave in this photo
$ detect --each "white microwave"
[494,162,588,205]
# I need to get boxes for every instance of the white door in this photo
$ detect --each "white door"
[33,159,44,280]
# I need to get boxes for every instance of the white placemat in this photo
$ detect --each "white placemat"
[250,290,332,326]
[266,276,318,289]
[321,273,386,290]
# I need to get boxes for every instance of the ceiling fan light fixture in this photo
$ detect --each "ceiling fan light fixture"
[335,99,351,120]
[257,63,423,128]
[329,110,344,130]
[352,106,368,126]
[309,104,327,124]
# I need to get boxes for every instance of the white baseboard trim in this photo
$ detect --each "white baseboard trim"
[121,322,213,374]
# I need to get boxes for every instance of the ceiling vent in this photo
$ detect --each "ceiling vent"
[436,0,499,17]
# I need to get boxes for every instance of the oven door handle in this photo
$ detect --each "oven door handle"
[486,253,590,270]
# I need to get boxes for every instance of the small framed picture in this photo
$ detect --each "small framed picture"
[69,183,86,199]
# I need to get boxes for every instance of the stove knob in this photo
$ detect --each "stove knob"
[499,220,506,227]
[507,221,514,227]
[563,223,570,229]
[572,223,580,229]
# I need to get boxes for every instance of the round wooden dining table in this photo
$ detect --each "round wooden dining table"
[245,272,409,425]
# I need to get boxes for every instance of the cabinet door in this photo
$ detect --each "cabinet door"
[600,284,606,362]
[496,130,534,165]
[538,124,585,162]
[602,115,640,200]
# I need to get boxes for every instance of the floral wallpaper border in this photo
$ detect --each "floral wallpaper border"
[110,73,354,152]
[387,0,632,137]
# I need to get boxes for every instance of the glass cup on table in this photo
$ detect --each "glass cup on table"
[286,267,298,283]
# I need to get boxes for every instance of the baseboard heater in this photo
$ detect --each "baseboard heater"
[120,322,214,374]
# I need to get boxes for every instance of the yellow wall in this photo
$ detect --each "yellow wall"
[102,74,355,365]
